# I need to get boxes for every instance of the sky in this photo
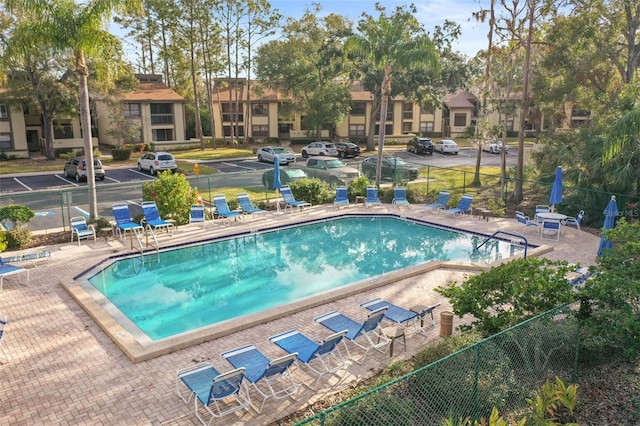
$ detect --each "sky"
[268,0,490,58]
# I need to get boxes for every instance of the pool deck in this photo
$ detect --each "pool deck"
[0,205,601,425]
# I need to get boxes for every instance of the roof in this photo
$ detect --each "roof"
[443,89,477,109]
[124,82,185,103]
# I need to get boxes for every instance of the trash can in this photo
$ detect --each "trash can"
[440,311,453,338]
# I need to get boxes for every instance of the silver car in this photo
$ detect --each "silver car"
[256,146,296,165]
[301,141,338,158]
[137,152,177,175]
[63,157,106,182]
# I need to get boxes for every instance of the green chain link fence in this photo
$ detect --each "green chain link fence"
[297,305,579,426]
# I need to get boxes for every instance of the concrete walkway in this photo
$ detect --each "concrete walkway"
[0,206,601,425]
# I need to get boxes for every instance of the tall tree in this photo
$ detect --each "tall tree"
[344,3,439,188]
[6,0,139,219]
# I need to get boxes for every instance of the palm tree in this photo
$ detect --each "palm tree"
[344,4,439,188]
[6,0,140,219]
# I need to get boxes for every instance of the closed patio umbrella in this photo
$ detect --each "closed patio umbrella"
[549,166,563,212]
[273,155,282,213]
[597,195,618,256]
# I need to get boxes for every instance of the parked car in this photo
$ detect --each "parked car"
[137,152,177,175]
[256,146,296,165]
[433,139,460,154]
[361,156,419,181]
[335,142,361,158]
[63,157,106,182]
[262,168,308,190]
[482,140,509,154]
[406,137,434,155]
[301,141,338,158]
[301,156,361,187]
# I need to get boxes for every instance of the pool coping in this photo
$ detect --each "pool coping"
[59,212,553,363]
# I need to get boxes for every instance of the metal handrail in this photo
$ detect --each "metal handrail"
[475,231,528,258]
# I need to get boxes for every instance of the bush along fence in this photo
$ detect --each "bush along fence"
[296,305,579,426]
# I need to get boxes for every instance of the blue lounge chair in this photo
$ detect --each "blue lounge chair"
[516,211,538,235]
[425,190,450,210]
[190,205,206,229]
[0,312,8,362]
[0,257,29,292]
[365,186,382,207]
[70,216,96,245]
[280,186,311,212]
[445,194,473,215]
[360,299,440,336]
[221,344,298,413]
[314,307,389,364]
[563,210,584,232]
[392,187,410,207]
[176,363,249,423]
[112,203,144,239]
[237,193,267,216]
[334,186,349,207]
[269,329,347,388]
[141,201,174,234]
[540,219,561,241]
[534,205,551,223]
[213,195,242,220]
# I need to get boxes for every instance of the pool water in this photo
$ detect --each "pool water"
[88,216,521,340]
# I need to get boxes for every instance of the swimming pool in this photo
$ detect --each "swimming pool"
[83,215,523,344]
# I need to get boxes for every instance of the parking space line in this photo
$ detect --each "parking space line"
[55,175,80,186]
[12,177,32,191]
[105,176,120,183]
[129,169,155,179]
[220,161,256,171]
[72,206,91,217]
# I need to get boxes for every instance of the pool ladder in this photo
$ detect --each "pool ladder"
[475,231,529,259]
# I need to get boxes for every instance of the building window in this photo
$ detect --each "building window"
[252,103,268,116]
[454,113,467,127]
[506,120,514,131]
[421,104,435,114]
[374,124,393,136]
[223,125,245,137]
[376,109,393,121]
[403,102,413,119]
[0,105,8,119]
[124,103,141,118]
[402,122,413,133]
[351,102,366,115]
[252,125,269,137]
[0,133,12,149]
[222,103,244,122]
[53,120,74,139]
[349,124,365,136]
[152,128,173,141]
[420,121,434,133]
[150,103,173,124]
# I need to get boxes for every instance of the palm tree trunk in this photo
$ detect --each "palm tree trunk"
[376,70,391,188]
[76,50,98,219]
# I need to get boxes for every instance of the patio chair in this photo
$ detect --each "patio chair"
[445,194,474,215]
[141,201,174,235]
[269,329,348,388]
[360,298,439,336]
[221,344,298,413]
[516,211,538,235]
[176,363,249,424]
[0,312,9,363]
[334,186,349,207]
[112,203,144,239]
[70,216,96,245]
[392,187,410,207]
[213,195,242,221]
[534,205,551,223]
[190,205,206,229]
[563,210,584,232]
[540,219,562,241]
[0,257,29,292]
[314,307,390,364]
[280,186,311,212]
[365,186,382,207]
[237,193,267,216]
[425,190,450,210]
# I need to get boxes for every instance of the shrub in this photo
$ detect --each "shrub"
[0,205,35,229]
[289,178,332,205]
[0,232,7,252]
[142,171,197,225]
[413,332,483,368]
[55,148,75,158]
[5,227,32,249]
[347,176,369,200]
[111,147,133,161]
